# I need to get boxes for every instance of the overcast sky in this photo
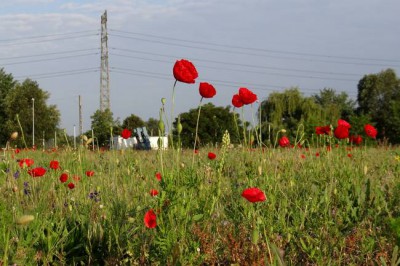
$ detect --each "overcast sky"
[0,0,399,135]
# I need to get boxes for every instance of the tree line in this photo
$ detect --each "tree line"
[0,67,398,148]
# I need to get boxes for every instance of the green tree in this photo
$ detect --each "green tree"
[122,114,145,130]
[145,118,159,136]
[174,103,241,148]
[312,88,355,123]
[357,68,400,143]
[0,69,17,145]
[90,109,119,147]
[259,87,321,143]
[4,79,60,148]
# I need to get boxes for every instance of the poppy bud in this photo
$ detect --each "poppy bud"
[158,120,165,133]
[177,122,182,134]
[10,132,18,140]
[161,98,166,105]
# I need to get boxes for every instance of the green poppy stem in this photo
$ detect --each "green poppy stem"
[192,97,203,167]
[169,79,177,149]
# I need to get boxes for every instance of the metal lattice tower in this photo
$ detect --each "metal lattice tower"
[100,10,110,111]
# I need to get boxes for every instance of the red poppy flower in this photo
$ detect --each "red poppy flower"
[28,167,46,177]
[241,188,266,203]
[49,160,60,170]
[67,182,75,189]
[14,149,20,154]
[208,152,216,160]
[278,136,290,147]
[347,153,352,158]
[59,173,68,183]
[301,154,306,159]
[173,59,198,84]
[150,189,159,196]
[232,94,244,108]
[199,82,216,98]
[155,172,162,181]
[19,158,34,168]
[364,124,377,139]
[315,152,320,157]
[73,175,81,182]
[334,125,349,139]
[338,119,351,129]
[315,125,331,135]
[144,209,157,228]
[121,129,132,139]
[238,87,257,105]
[86,171,94,177]
[350,135,363,145]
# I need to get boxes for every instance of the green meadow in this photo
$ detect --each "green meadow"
[0,143,399,265]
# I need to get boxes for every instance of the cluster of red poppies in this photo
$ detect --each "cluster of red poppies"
[17,158,95,191]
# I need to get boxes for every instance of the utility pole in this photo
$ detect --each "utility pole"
[100,10,110,111]
[32,98,35,147]
[79,95,83,137]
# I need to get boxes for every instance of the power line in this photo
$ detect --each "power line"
[0,48,100,61]
[1,52,99,66]
[0,33,99,47]
[0,30,99,42]
[15,68,99,80]
[109,29,400,63]
[111,47,361,77]
[110,53,358,82]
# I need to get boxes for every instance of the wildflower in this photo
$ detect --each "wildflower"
[88,191,101,202]
[199,82,216,98]
[155,172,162,181]
[13,170,20,179]
[231,94,244,108]
[59,173,68,183]
[301,154,306,159]
[14,148,20,154]
[315,152,320,157]
[28,167,46,177]
[364,124,377,139]
[144,209,157,228]
[150,189,159,197]
[334,125,349,139]
[242,188,266,203]
[173,59,198,84]
[278,136,290,147]
[338,119,351,129]
[86,171,94,177]
[350,135,363,145]
[67,182,75,189]
[208,152,217,160]
[23,182,30,195]
[238,87,257,105]
[18,158,34,168]
[73,175,81,181]
[49,160,60,170]
[347,153,352,158]
[315,125,331,135]
[121,129,132,139]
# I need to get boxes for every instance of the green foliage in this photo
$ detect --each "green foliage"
[4,79,60,148]
[0,145,398,264]
[174,103,241,147]
[0,68,17,144]
[89,109,119,147]
[357,68,400,143]
[145,117,159,136]
[122,114,145,130]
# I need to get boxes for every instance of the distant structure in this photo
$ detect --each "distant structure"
[100,10,110,111]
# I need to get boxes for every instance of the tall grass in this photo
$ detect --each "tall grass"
[0,144,399,265]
